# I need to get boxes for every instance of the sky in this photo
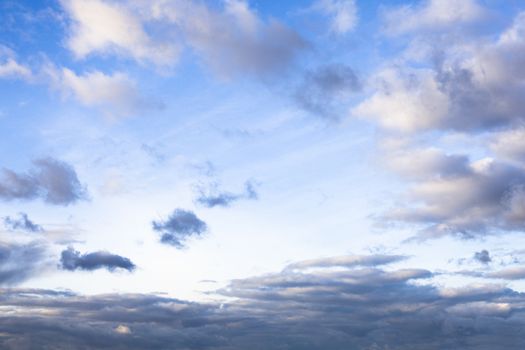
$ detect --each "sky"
[1,0,525,349]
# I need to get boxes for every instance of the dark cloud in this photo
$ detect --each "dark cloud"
[3,213,43,233]
[474,250,492,264]
[0,254,524,349]
[0,157,87,205]
[152,209,207,248]
[60,247,135,272]
[0,242,46,285]
[196,180,258,208]
[295,64,361,119]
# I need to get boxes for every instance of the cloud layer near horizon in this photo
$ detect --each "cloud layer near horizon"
[0,254,523,349]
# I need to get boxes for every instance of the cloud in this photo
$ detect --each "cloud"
[195,180,258,208]
[152,209,207,248]
[0,254,524,349]
[381,0,485,35]
[3,213,43,233]
[294,63,361,119]
[284,254,406,271]
[355,11,525,133]
[383,151,525,239]
[474,250,492,264]
[490,128,525,163]
[170,0,307,78]
[60,246,136,272]
[61,0,179,66]
[313,0,358,34]
[61,0,307,78]
[0,46,31,80]
[0,157,87,206]
[487,267,525,280]
[0,242,47,285]
[47,66,162,117]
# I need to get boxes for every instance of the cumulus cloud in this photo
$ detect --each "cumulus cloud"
[312,0,358,34]
[0,242,47,285]
[152,209,207,248]
[384,152,525,239]
[3,213,43,233]
[382,0,485,35]
[195,180,258,208]
[474,250,492,264]
[60,0,306,78]
[60,247,135,272]
[355,11,525,133]
[294,63,361,119]
[0,158,87,206]
[61,0,179,65]
[0,254,523,349]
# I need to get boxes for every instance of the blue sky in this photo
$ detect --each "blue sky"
[1,0,525,348]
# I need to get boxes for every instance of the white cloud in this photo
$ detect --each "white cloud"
[46,66,161,118]
[61,0,306,78]
[354,11,525,133]
[0,46,32,80]
[61,0,179,66]
[382,0,485,35]
[490,128,525,163]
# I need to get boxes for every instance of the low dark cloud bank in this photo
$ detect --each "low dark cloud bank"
[0,254,523,349]
[196,181,258,208]
[0,157,87,205]
[152,209,207,248]
[60,247,135,272]
[3,213,43,232]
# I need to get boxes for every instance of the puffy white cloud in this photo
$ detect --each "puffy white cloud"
[355,11,525,133]
[61,0,179,65]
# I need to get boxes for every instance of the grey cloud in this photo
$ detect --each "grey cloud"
[487,267,525,280]
[382,146,525,239]
[474,250,492,264]
[0,157,87,205]
[3,213,43,233]
[152,209,207,248]
[60,247,135,272]
[195,180,258,208]
[0,242,46,285]
[295,64,361,119]
[0,255,524,349]
[166,0,308,78]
